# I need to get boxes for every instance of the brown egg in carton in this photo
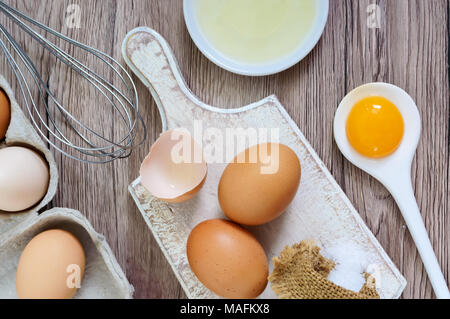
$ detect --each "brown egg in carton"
[0,74,58,235]
[0,75,134,298]
[0,208,134,298]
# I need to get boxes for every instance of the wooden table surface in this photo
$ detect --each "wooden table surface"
[0,0,448,299]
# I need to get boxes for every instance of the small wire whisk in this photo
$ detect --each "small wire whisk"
[0,1,147,163]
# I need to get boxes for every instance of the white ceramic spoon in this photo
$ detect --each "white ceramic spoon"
[334,82,450,299]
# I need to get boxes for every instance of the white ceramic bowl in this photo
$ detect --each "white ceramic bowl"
[183,0,329,76]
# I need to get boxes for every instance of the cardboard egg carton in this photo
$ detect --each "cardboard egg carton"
[0,75,134,298]
[0,208,134,298]
[0,75,58,234]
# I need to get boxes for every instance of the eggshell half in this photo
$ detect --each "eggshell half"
[140,129,207,203]
[218,143,301,226]
[187,219,268,299]
[0,146,50,212]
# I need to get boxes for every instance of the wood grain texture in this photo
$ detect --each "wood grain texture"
[0,0,447,299]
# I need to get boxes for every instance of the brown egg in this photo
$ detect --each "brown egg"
[16,229,85,299]
[187,219,268,298]
[0,89,11,139]
[218,143,301,226]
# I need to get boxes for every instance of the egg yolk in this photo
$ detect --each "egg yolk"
[346,96,404,158]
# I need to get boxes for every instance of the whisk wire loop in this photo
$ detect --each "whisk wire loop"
[0,1,147,163]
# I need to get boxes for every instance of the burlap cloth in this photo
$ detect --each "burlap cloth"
[268,241,379,299]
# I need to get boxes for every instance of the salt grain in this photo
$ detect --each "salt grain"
[322,241,372,292]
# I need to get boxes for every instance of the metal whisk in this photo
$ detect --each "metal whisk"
[0,1,146,163]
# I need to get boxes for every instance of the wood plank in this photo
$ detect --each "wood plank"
[115,0,184,298]
[0,0,447,299]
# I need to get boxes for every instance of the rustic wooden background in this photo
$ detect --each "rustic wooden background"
[0,0,448,299]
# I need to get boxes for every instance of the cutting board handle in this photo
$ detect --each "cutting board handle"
[122,27,200,130]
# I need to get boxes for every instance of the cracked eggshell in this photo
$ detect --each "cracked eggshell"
[0,75,58,234]
[140,129,207,203]
[0,208,134,299]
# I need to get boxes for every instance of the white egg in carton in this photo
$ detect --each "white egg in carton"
[0,75,134,298]
[0,75,58,234]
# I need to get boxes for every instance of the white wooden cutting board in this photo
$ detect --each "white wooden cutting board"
[123,27,406,299]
